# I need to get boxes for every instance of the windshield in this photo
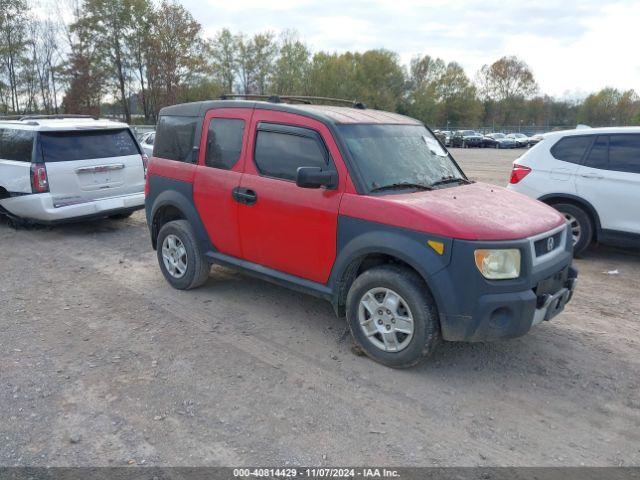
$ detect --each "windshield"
[493,133,505,139]
[462,130,476,136]
[338,124,465,191]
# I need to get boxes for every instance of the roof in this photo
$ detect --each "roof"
[159,100,421,126]
[0,117,129,131]
[543,126,640,139]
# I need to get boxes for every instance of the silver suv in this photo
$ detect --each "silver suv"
[0,115,146,224]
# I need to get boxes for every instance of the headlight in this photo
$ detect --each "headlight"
[474,249,521,279]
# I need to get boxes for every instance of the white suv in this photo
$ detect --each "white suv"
[0,115,146,224]
[507,127,640,255]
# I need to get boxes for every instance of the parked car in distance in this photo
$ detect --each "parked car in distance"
[440,130,453,146]
[138,131,155,157]
[507,127,640,255]
[451,130,484,148]
[507,133,530,148]
[0,115,146,224]
[483,132,517,149]
[146,98,577,368]
[433,130,447,146]
[528,133,545,146]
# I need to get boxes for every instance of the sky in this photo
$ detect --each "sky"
[182,0,640,100]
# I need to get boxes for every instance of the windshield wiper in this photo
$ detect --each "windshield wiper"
[430,177,472,188]
[370,182,433,193]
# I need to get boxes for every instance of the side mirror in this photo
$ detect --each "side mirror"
[296,166,337,189]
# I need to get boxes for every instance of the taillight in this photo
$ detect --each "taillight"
[31,163,49,193]
[142,153,149,179]
[510,163,532,184]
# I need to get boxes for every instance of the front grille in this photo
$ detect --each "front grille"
[534,231,563,257]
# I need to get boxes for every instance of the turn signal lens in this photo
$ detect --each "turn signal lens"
[474,249,521,280]
[509,164,531,184]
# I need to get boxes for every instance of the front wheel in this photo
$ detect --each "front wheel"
[156,219,210,289]
[552,203,593,256]
[346,265,440,368]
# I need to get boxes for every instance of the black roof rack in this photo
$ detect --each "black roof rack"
[219,94,367,110]
[0,114,98,121]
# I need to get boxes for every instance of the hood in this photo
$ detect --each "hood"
[342,183,565,241]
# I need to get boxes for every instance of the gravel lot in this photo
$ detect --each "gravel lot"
[1,148,639,467]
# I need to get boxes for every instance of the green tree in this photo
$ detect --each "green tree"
[435,62,482,127]
[145,1,206,119]
[209,28,238,94]
[73,0,146,123]
[0,0,29,113]
[578,88,640,126]
[271,31,310,95]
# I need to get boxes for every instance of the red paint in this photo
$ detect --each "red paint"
[340,182,565,241]
[147,156,197,183]
[238,109,346,283]
[193,108,254,258]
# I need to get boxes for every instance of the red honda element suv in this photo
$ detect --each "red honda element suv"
[145,97,578,368]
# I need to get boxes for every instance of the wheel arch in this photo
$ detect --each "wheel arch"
[148,188,211,252]
[538,193,601,240]
[329,226,451,319]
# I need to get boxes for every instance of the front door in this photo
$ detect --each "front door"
[237,111,345,284]
[193,108,253,257]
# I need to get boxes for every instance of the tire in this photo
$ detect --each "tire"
[552,203,593,256]
[346,265,440,368]
[156,219,210,290]
[108,211,134,220]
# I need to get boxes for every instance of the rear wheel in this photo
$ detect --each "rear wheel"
[157,219,210,289]
[346,265,440,368]
[552,203,593,256]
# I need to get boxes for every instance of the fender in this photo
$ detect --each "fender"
[146,175,213,253]
[538,193,602,238]
[328,215,453,312]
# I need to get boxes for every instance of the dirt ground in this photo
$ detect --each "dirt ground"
[1,147,639,467]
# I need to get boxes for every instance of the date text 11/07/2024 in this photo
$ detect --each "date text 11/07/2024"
[233,468,401,478]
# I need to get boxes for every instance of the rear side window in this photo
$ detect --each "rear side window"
[0,128,35,162]
[584,136,609,169]
[608,134,640,174]
[205,118,245,170]
[550,135,592,164]
[254,129,327,181]
[40,129,139,162]
[154,116,197,162]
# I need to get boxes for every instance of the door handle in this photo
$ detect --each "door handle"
[579,173,603,179]
[232,187,257,205]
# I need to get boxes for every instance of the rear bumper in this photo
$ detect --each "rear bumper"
[0,192,145,223]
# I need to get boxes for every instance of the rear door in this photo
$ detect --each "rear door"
[38,128,145,208]
[576,134,640,234]
[192,108,252,258]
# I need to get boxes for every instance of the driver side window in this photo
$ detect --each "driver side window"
[254,126,328,181]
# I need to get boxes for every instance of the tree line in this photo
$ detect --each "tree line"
[2,0,639,128]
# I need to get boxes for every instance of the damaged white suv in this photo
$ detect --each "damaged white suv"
[0,115,146,224]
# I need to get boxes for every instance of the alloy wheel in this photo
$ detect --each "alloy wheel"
[161,234,188,279]
[358,287,414,353]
